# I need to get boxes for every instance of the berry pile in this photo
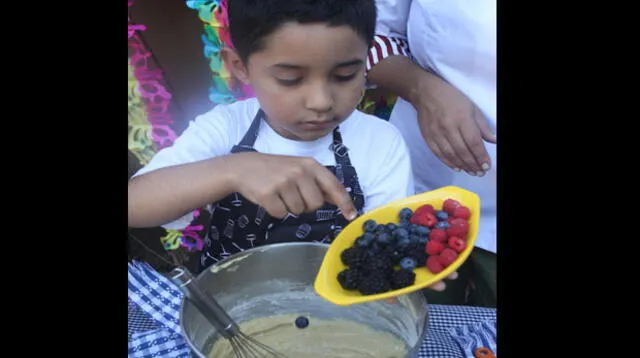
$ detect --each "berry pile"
[337,198,472,295]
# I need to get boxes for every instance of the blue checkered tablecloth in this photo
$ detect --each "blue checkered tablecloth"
[128,261,496,358]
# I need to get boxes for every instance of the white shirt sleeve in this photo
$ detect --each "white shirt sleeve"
[361,128,415,213]
[375,0,412,39]
[132,105,235,230]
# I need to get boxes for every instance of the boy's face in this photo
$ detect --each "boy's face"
[225,23,369,141]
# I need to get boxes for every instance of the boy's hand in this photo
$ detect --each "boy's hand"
[227,152,357,221]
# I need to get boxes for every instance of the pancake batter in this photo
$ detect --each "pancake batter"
[208,313,408,358]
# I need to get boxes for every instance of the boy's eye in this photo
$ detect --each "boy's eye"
[334,73,357,82]
[276,78,302,86]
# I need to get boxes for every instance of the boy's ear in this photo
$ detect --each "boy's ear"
[221,47,250,85]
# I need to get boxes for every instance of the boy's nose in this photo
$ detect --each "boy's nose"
[304,84,333,113]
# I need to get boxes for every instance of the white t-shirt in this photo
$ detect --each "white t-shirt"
[374,0,497,253]
[134,97,414,230]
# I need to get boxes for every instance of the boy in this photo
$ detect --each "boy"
[128,0,414,273]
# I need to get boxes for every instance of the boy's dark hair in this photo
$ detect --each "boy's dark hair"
[228,0,377,62]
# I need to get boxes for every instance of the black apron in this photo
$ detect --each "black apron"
[198,110,365,272]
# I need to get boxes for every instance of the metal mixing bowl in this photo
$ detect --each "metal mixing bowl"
[179,242,429,358]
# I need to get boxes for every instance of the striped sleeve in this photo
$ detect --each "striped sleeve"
[366,35,411,72]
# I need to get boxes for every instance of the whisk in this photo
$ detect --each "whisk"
[169,266,288,358]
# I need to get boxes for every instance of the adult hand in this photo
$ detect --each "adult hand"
[412,72,496,176]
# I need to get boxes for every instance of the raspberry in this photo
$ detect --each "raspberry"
[448,218,469,237]
[443,199,460,215]
[426,240,445,255]
[453,206,471,220]
[414,204,436,216]
[426,256,444,273]
[429,228,448,242]
[410,212,437,227]
[438,248,458,266]
[448,236,466,252]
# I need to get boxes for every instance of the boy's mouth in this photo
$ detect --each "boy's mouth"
[302,117,338,130]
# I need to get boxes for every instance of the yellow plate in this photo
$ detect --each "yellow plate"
[314,186,480,306]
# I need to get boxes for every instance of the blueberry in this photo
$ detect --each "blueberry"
[409,224,425,235]
[397,237,411,248]
[399,221,411,230]
[409,235,422,244]
[418,236,428,245]
[399,257,417,270]
[386,223,398,232]
[435,210,449,221]
[363,232,375,241]
[356,235,373,248]
[413,226,430,237]
[376,232,392,245]
[363,220,377,232]
[399,208,413,221]
[435,221,450,230]
[393,228,409,240]
[295,316,309,329]
[374,224,388,234]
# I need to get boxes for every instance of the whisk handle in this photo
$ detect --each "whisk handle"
[169,266,239,339]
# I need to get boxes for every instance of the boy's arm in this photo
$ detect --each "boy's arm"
[128,155,235,228]
[129,152,358,228]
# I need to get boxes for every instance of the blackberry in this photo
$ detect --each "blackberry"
[363,252,394,274]
[405,244,428,266]
[390,269,416,290]
[384,246,405,265]
[341,247,366,268]
[338,268,363,290]
[366,242,383,255]
[358,271,392,295]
